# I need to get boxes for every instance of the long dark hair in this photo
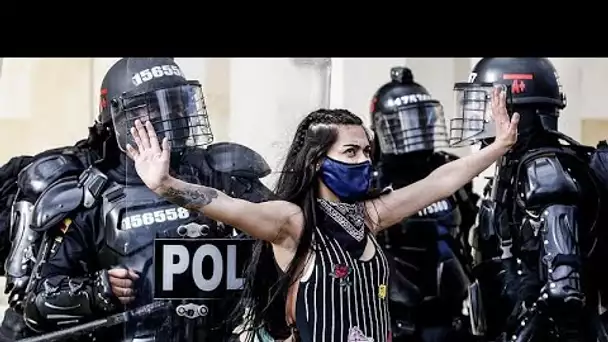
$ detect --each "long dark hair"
[230,109,367,339]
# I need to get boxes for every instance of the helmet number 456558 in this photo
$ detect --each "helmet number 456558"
[132,65,184,86]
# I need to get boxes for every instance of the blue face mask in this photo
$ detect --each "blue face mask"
[319,157,372,203]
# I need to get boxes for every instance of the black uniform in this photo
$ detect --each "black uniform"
[21,58,275,342]
[0,141,98,341]
[452,58,608,342]
[370,67,479,342]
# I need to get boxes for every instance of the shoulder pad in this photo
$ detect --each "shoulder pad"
[17,153,86,201]
[567,144,596,160]
[0,155,32,192]
[61,145,99,167]
[35,144,98,168]
[590,145,608,190]
[30,167,109,232]
[520,146,594,168]
[0,155,33,181]
[204,142,271,178]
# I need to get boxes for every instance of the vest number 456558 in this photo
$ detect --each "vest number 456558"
[122,208,190,229]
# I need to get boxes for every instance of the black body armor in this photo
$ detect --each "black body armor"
[468,133,608,342]
[376,151,478,342]
[22,143,273,342]
[0,146,95,341]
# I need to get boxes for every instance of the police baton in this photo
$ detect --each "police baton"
[17,301,171,342]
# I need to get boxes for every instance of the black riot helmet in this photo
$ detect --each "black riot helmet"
[370,67,448,156]
[449,58,566,147]
[98,58,213,154]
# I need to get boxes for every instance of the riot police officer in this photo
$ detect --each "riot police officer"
[454,58,608,342]
[21,58,274,342]
[0,139,100,341]
[370,67,479,342]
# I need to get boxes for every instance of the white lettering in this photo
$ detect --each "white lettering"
[177,207,190,218]
[131,64,184,86]
[417,199,451,217]
[226,245,244,290]
[386,93,432,107]
[554,71,562,88]
[468,72,478,83]
[160,243,246,293]
[154,210,166,222]
[121,207,190,229]
[162,245,189,291]
[142,212,154,225]
[165,208,178,220]
[192,245,223,291]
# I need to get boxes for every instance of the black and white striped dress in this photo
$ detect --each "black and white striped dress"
[295,200,391,342]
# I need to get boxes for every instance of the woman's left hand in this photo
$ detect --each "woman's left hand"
[491,86,520,149]
[126,120,172,193]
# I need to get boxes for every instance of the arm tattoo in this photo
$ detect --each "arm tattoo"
[162,186,219,211]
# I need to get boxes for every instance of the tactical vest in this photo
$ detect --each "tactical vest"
[96,180,251,342]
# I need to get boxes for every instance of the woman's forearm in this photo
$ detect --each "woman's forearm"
[154,176,298,243]
[429,142,508,198]
[156,176,226,212]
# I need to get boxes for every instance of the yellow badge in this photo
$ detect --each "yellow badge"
[59,218,72,234]
[378,284,387,300]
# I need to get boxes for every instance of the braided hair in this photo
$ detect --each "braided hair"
[230,109,367,340]
[289,109,360,155]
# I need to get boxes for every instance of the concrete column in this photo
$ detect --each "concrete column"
[576,58,606,120]
[549,58,582,141]
[227,58,325,188]
[174,58,231,143]
[330,58,406,128]
[0,58,92,163]
[201,58,231,142]
[0,58,37,119]
[174,58,205,83]
[404,58,460,122]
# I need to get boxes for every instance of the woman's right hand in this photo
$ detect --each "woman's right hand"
[491,86,520,150]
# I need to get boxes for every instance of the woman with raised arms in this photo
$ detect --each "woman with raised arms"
[126,87,518,342]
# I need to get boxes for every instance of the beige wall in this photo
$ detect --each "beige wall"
[0,58,94,163]
[2,58,608,188]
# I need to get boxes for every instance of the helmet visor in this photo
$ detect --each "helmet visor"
[111,82,213,153]
[449,82,495,147]
[373,101,448,154]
